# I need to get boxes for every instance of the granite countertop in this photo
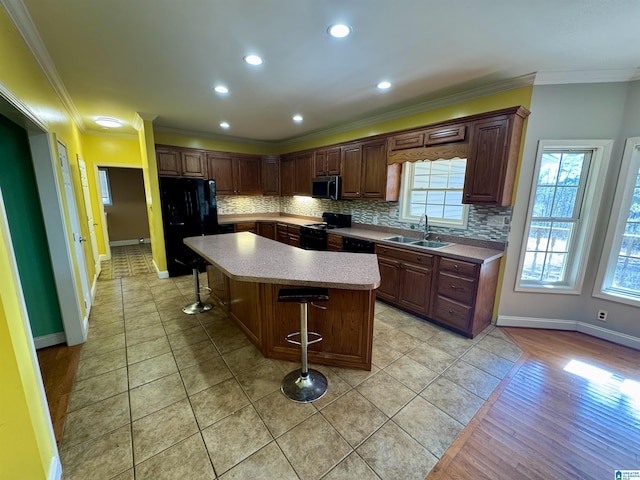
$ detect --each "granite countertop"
[184,232,381,290]
[217,214,504,264]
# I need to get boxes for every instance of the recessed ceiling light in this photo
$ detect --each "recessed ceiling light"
[95,117,122,128]
[244,54,263,66]
[220,122,230,129]
[377,81,392,90]
[293,115,303,123]
[214,85,229,94]
[328,24,352,38]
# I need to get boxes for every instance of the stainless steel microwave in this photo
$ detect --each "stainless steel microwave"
[311,176,340,200]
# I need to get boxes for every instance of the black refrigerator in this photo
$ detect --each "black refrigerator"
[159,177,218,277]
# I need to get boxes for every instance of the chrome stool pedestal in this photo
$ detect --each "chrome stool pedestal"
[180,258,213,315]
[278,287,329,403]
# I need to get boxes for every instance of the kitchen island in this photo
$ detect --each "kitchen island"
[184,232,380,370]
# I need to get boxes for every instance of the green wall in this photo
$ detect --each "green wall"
[0,114,63,337]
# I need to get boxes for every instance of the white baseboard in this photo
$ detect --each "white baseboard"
[34,332,66,349]
[153,259,169,279]
[109,238,151,247]
[48,454,62,480]
[497,315,640,350]
[99,253,111,261]
[91,273,98,302]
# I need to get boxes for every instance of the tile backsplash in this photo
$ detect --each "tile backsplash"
[218,195,512,243]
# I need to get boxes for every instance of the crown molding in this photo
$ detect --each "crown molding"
[277,73,537,147]
[535,68,640,85]
[153,125,278,147]
[1,0,86,131]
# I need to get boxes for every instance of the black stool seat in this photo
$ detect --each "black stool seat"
[277,288,329,304]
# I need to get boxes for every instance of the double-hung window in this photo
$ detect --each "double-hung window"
[595,137,640,306]
[98,168,112,206]
[517,140,611,293]
[399,159,469,228]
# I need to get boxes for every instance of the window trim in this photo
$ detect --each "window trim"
[515,139,613,294]
[594,136,640,307]
[398,159,469,229]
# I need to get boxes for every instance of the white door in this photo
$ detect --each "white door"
[57,141,92,316]
[78,157,100,277]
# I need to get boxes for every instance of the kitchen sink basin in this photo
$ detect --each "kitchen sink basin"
[382,236,420,244]
[411,240,452,249]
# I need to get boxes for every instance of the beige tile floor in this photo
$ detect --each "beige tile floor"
[61,271,522,480]
[100,244,154,280]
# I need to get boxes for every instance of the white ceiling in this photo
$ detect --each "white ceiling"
[13,0,640,143]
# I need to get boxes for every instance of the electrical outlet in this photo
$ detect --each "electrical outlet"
[487,215,509,227]
[597,309,608,321]
[372,215,379,224]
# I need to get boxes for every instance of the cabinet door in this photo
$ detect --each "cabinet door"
[235,156,262,195]
[340,143,362,198]
[398,263,432,315]
[361,140,387,199]
[463,117,509,205]
[207,155,235,194]
[327,233,343,251]
[424,124,466,145]
[235,222,257,233]
[294,153,312,196]
[313,150,327,177]
[262,156,280,196]
[377,257,400,303]
[157,149,181,176]
[180,150,206,178]
[257,222,276,239]
[326,147,341,175]
[389,131,425,151]
[276,224,289,243]
[280,156,295,196]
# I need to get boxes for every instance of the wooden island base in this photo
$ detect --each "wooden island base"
[207,265,375,370]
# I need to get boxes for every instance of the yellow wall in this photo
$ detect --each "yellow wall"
[154,130,279,155]
[81,134,144,253]
[0,197,54,480]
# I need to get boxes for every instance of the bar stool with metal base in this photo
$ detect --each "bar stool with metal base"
[178,257,213,315]
[278,287,329,403]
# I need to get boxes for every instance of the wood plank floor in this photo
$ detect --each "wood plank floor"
[36,343,82,445]
[427,328,640,480]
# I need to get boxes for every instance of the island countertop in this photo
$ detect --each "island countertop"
[184,232,381,290]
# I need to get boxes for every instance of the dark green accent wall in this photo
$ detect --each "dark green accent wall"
[0,114,64,338]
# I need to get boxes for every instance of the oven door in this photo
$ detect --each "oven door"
[299,229,327,251]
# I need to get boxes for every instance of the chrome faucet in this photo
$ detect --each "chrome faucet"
[418,213,430,240]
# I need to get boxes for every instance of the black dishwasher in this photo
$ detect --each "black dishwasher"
[342,236,375,253]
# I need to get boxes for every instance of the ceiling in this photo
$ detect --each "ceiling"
[13,0,640,143]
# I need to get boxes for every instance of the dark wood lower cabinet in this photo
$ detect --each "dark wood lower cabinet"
[375,244,501,338]
[257,222,276,239]
[206,265,375,370]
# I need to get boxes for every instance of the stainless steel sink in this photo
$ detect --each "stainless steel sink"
[411,240,452,249]
[382,236,420,244]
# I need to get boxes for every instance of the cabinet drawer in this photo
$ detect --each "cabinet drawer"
[235,222,257,233]
[389,131,425,151]
[433,296,471,330]
[437,272,475,305]
[424,125,466,145]
[375,244,433,267]
[327,233,343,251]
[439,258,478,278]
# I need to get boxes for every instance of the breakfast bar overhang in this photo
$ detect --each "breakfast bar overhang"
[185,232,381,370]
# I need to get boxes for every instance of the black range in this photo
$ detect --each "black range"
[299,212,351,251]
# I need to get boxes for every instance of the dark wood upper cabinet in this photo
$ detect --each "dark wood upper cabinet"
[180,150,207,178]
[156,148,181,176]
[340,140,388,200]
[463,107,528,206]
[206,154,261,195]
[293,152,313,196]
[313,147,341,176]
[207,155,235,194]
[280,155,295,196]
[261,156,280,196]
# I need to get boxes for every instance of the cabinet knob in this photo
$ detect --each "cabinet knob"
[448,309,453,314]
[465,193,470,197]
[453,264,459,269]
[450,285,457,289]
